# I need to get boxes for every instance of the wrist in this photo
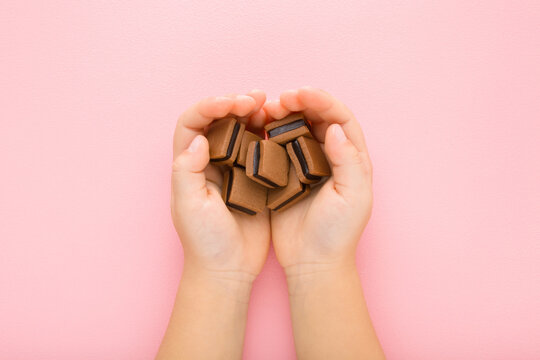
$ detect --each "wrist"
[181,261,256,304]
[285,261,359,297]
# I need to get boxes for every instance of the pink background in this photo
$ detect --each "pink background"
[1,1,539,359]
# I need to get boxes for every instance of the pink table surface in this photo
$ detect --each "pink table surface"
[1,1,539,359]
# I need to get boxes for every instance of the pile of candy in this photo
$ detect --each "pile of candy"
[207,113,330,214]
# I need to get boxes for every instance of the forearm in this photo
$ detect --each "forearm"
[286,263,385,360]
[156,262,254,360]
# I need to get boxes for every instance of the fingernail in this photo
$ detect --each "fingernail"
[188,135,203,153]
[333,124,346,143]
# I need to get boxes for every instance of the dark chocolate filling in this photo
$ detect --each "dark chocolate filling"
[291,140,321,181]
[267,119,307,138]
[225,169,256,215]
[211,122,240,162]
[252,142,280,188]
[273,184,308,211]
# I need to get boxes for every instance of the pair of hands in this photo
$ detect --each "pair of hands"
[171,87,373,288]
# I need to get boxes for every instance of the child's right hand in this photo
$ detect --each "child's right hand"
[262,88,384,359]
[263,87,374,280]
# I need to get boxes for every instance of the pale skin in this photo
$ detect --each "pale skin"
[156,87,385,360]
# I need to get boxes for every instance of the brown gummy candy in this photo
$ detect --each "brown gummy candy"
[264,113,312,145]
[235,130,262,167]
[222,167,267,215]
[267,163,311,211]
[286,136,331,184]
[246,140,289,188]
[207,117,245,166]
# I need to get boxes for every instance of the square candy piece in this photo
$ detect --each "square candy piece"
[267,164,311,212]
[286,136,331,184]
[222,167,267,215]
[264,113,312,144]
[207,117,245,166]
[246,140,289,188]
[235,130,262,167]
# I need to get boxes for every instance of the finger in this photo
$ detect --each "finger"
[278,90,326,140]
[172,135,210,204]
[279,90,323,124]
[279,89,304,111]
[310,121,330,143]
[296,87,369,156]
[324,124,372,199]
[262,100,290,120]
[248,109,268,131]
[245,89,266,116]
[230,95,257,118]
[241,89,266,131]
[238,89,266,131]
[173,96,234,158]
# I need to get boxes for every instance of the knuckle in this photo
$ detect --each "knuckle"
[350,148,363,164]
[345,145,364,166]
[356,151,373,176]
[171,154,188,172]
[364,158,373,176]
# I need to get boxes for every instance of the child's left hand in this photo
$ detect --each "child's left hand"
[171,90,269,283]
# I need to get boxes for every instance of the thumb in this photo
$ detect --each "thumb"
[324,124,372,198]
[171,135,210,204]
